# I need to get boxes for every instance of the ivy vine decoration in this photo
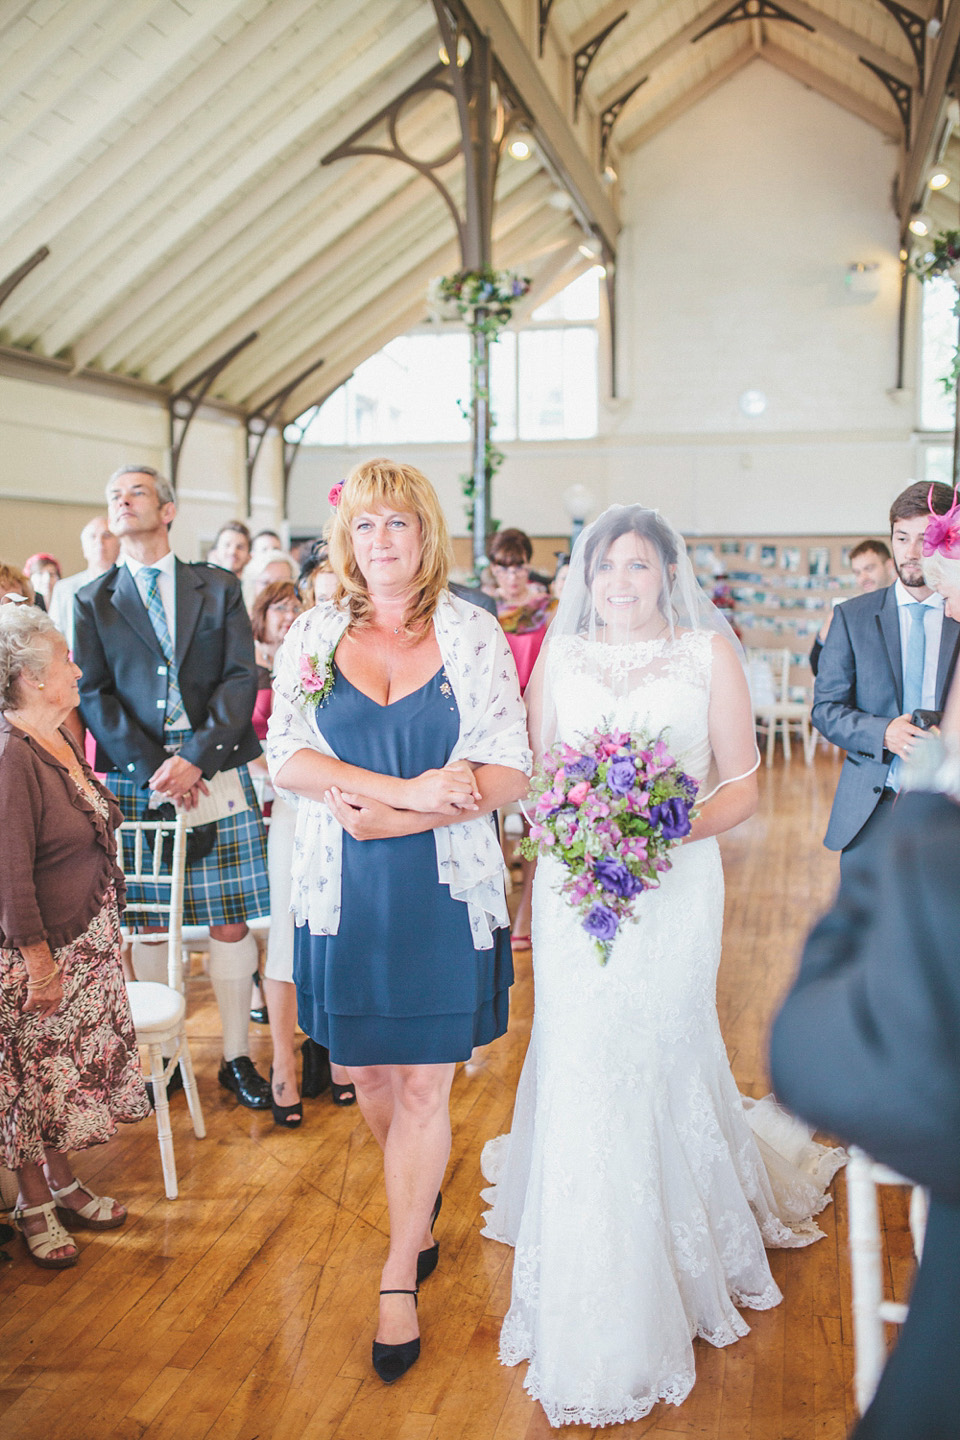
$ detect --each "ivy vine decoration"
[428,267,531,542]
[912,230,960,393]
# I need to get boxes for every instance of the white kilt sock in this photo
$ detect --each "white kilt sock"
[207,932,258,1063]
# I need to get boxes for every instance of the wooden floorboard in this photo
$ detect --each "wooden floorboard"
[0,751,913,1439]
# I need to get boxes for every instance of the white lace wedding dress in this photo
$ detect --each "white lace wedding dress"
[481,631,845,1428]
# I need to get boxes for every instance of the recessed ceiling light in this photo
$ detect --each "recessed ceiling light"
[928,170,951,190]
[909,215,931,236]
[508,138,531,160]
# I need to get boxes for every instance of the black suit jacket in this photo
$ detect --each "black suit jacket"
[771,790,960,1438]
[74,559,260,787]
[812,586,960,850]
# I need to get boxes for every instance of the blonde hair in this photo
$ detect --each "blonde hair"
[328,459,451,631]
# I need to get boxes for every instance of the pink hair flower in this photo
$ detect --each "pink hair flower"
[328,480,344,508]
[923,488,960,559]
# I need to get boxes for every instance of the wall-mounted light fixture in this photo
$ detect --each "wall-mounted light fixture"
[845,261,881,297]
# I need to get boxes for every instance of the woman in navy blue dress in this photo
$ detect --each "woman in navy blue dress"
[266,459,530,1382]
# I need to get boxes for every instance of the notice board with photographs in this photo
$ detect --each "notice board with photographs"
[688,534,874,702]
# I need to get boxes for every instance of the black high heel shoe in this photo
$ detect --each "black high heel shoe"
[372,1288,420,1383]
[416,1190,442,1285]
[269,1068,303,1128]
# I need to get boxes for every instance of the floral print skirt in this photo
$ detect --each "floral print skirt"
[0,885,150,1170]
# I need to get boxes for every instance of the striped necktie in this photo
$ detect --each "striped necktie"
[141,567,186,728]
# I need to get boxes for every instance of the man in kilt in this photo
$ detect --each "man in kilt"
[74,466,272,1108]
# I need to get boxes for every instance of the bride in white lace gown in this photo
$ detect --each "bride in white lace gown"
[481,506,844,1428]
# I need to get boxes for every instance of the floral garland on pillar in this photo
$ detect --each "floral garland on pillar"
[428,267,531,551]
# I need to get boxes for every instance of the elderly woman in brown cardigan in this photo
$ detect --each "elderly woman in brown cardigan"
[0,606,148,1269]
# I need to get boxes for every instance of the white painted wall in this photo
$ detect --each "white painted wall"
[0,372,284,562]
[289,58,918,541]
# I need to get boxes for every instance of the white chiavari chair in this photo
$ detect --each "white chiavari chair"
[120,817,205,1200]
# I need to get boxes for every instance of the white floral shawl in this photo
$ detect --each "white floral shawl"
[265,591,531,949]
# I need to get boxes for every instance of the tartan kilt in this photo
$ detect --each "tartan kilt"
[108,764,270,928]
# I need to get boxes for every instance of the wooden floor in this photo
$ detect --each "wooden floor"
[0,751,914,1440]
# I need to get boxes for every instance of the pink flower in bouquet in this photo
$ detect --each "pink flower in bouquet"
[567,780,591,805]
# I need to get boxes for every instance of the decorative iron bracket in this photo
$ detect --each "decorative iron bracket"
[279,379,348,519]
[574,13,628,119]
[877,1,926,90]
[0,246,50,317]
[168,332,257,492]
[601,78,648,161]
[539,0,557,56]
[694,0,814,43]
[245,356,326,518]
[860,56,912,137]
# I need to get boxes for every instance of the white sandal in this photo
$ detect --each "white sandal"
[13,1200,79,1269]
[50,1178,126,1231]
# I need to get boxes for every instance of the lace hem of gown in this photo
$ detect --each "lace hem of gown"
[480,1094,845,1428]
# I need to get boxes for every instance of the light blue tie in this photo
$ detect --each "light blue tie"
[889,602,926,790]
[902,602,927,716]
[142,567,186,728]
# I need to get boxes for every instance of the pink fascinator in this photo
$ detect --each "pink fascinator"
[328,480,344,508]
[923,483,960,560]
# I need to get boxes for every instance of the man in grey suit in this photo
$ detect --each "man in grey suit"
[812,480,960,870]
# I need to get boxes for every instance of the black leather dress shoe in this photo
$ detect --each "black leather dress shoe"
[218,1056,271,1109]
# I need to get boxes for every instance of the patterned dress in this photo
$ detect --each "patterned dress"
[0,782,149,1170]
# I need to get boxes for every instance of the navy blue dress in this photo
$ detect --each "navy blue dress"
[294,664,514,1066]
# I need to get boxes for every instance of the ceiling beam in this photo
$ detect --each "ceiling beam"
[229,178,566,404]
[58,37,439,374]
[457,0,620,251]
[0,0,119,111]
[595,0,748,113]
[0,0,249,231]
[762,42,903,141]
[0,0,160,153]
[783,0,914,87]
[597,0,914,114]
[168,164,556,392]
[0,0,332,288]
[898,0,960,235]
[35,14,439,360]
[617,45,757,152]
[242,197,574,413]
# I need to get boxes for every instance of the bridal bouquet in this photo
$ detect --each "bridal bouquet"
[520,728,698,964]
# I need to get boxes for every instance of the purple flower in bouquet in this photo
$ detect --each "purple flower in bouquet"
[608,756,637,795]
[583,903,618,943]
[649,796,692,840]
[565,754,598,782]
[594,857,643,900]
[520,725,698,965]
